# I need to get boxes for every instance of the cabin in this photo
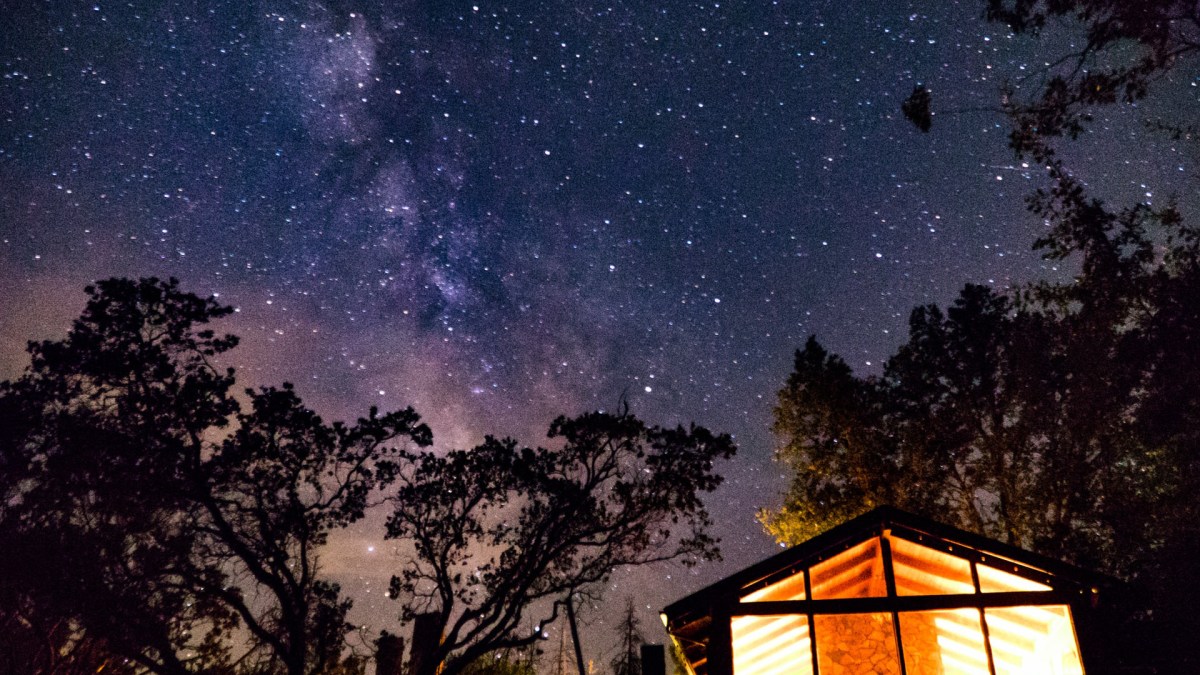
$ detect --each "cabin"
[663,507,1113,675]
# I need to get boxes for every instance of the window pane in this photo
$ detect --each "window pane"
[810,537,886,599]
[890,536,975,596]
[742,571,806,602]
[977,564,1051,592]
[814,613,900,675]
[732,615,813,675]
[985,606,1083,675]
[899,610,989,675]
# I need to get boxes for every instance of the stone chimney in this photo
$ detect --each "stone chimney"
[640,644,665,675]
[376,633,405,675]
[408,613,443,675]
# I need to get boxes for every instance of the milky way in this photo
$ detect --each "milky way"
[1,0,1191,664]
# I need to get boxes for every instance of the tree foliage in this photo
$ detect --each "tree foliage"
[766,145,1200,542]
[904,0,1199,159]
[985,0,1200,154]
[900,85,932,132]
[385,410,735,675]
[0,587,137,675]
[457,648,538,675]
[792,4,1200,670]
[0,277,432,675]
[764,204,1200,669]
[609,598,645,675]
[0,277,737,675]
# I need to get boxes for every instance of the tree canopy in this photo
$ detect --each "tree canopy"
[984,0,1199,155]
[0,277,432,675]
[609,598,646,675]
[764,198,1200,671]
[1,277,737,675]
[905,0,1200,151]
[385,409,735,675]
[773,1,1200,670]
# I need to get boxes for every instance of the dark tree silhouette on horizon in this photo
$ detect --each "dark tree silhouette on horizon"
[810,2,1200,670]
[904,0,1200,152]
[609,597,645,675]
[765,211,1200,672]
[385,409,736,675]
[0,277,737,675]
[0,277,432,675]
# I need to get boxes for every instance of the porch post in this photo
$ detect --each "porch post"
[708,594,735,675]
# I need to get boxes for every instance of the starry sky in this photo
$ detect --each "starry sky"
[1,0,1192,666]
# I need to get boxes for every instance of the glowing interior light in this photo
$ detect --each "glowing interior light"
[890,537,974,596]
[721,534,1084,675]
[977,564,1052,592]
[938,652,991,675]
[987,606,1083,675]
[741,571,806,602]
[809,538,886,599]
[732,615,813,675]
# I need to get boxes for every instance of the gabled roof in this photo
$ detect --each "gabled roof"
[667,506,1106,617]
[662,506,1113,675]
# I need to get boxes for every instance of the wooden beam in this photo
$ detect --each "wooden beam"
[731,590,1076,616]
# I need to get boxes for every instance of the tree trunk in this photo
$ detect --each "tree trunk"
[566,595,587,675]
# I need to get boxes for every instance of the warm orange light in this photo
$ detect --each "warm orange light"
[731,615,813,675]
[977,564,1051,593]
[890,537,974,595]
[742,571,806,602]
[728,536,1086,675]
[815,612,900,675]
[900,609,988,675]
[809,537,886,599]
[986,606,1083,675]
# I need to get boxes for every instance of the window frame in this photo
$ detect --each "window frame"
[729,528,1086,675]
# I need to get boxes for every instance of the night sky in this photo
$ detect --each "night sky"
[1,0,1191,665]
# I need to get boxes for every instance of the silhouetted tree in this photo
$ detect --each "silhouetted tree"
[385,410,735,675]
[900,85,932,132]
[457,647,538,675]
[0,277,431,675]
[0,582,136,675]
[763,199,1200,670]
[887,4,1200,670]
[905,0,1199,156]
[609,598,644,675]
[985,0,1199,153]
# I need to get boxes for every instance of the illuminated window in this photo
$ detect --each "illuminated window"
[890,537,974,596]
[986,606,1083,675]
[731,615,813,675]
[741,571,806,602]
[814,613,900,675]
[663,509,1102,675]
[899,609,989,675]
[810,537,886,599]
[978,563,1052,593]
